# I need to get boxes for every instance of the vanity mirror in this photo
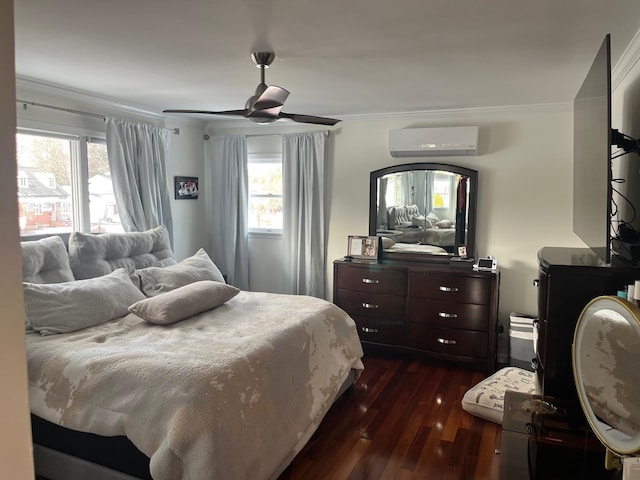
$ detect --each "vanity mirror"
[369,163,478,262]
[573,295,640,470]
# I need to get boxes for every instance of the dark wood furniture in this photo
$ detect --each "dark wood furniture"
[536,247,639,401]
[334,259,499,372]
[499,390,614,480]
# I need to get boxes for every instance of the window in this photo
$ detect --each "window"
[16,131,123,236]
[247,153,283,233]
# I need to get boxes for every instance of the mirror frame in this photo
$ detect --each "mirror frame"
[573,295,640,459]
[369,162,478,263]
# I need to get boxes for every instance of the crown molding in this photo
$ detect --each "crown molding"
[612,27,640,91]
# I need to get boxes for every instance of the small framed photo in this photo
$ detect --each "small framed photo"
[347,235,379,260]
[175,176,199,200]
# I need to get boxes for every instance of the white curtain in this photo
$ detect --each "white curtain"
[105,117,174,244]
[204,135,249,290]
[282,131,327,298]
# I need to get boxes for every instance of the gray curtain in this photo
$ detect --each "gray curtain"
[204,135,249,290]
[282,131,327,298]
[105,117,174,245]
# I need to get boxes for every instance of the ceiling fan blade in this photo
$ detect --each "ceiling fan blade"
[251,86,290,111]
[247,105,283,119]
[163,109,248,116]
[279,112,342,126]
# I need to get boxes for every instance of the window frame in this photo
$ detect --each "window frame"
[16,128,108,237]
[247,153,283,235]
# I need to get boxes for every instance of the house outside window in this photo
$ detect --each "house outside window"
[16,131,123,236]
[248,153,283,233]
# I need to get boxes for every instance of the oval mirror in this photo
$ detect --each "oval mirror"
[573,295,640,466]
[369,163,478,262]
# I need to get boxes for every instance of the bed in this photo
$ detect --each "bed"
[383,205,456,247]
[21,226,364,480]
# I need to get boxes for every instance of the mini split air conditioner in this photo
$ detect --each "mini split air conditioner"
[388,126,479,157]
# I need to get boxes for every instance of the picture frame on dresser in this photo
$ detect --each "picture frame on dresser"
[347,235,379,260]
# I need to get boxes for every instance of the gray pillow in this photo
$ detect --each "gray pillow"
[24,268,146,335]
[21,236,75,284]
[135,248,226,297]
[69,225,177,280]
[128,280,240,325]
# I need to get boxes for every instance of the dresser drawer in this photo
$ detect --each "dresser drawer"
[336,289,406,319]
[409,271,491,304]
[410,298,489,331]
[335,264,407,295]
[408,324,488,358]
[352,316,406,346]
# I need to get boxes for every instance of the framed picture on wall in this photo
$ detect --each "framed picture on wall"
[174,176,199,200]
[347,235,379,260]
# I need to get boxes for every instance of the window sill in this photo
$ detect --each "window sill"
[248,230,283,239]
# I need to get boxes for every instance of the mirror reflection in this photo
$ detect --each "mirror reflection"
[369,163,478,260]
[573,295,640,461]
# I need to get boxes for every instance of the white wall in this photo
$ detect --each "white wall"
[1,0,36,476]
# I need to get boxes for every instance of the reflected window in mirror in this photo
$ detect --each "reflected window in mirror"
[369,163,478,262]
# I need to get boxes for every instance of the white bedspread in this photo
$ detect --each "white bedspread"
[27,291,364,480]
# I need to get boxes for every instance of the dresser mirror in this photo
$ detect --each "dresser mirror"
[573,295,640,468]
[369,163,478,262]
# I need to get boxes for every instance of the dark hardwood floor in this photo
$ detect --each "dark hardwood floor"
[278,354,501,480]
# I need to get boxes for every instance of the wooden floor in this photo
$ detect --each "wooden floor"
[278,354,501,480]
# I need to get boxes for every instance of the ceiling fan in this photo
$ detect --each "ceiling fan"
[164,52,341,126]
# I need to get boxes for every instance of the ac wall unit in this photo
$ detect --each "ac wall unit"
[388,126,479,157]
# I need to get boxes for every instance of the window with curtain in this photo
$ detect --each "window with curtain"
[16,131,123,237]
[247,153,283,233]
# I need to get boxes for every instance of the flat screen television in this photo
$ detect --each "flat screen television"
[573,34,612,264]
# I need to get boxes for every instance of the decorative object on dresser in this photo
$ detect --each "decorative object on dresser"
[535,246,639,402]
[334,259,499,372]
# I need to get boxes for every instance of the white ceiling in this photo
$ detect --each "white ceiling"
[13,0,640,123]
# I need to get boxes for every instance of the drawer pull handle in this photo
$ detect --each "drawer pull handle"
[361,326,379,333]
[437,338,457,345]
[438,312,458,318]
[362,302,379,309]
[439,286,459,292]
[362,278,379,284]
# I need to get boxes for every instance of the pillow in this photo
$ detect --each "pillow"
[427,211,440,224]
[436,219,454,229]
[411,215,433,229]
[461,367,538,424]
[23,268,145,336]
[68,225,177,280]
[129,281,240,325]
[21,236,75,284]
[380,237,396,249]
[135,248,226,297]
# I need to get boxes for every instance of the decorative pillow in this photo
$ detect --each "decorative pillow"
[436,219,454,229]
[129,280,240,325]
[135,248,226,297]
[380,237,396,249]
[23,268,145,335]
[427,211,440,224]
[411,215,433,229]
[21,236,75,284]
[68,225,177,280]
[461,367,538,424]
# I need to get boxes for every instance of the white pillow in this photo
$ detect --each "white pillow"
[135,248,226,297]
[129,280,240,325]
[380,237,396,249]
[461,367,538,424]
[24,268,145,335]
[21,236,75,284]
[436,219,454,229]
[427,211,440,224]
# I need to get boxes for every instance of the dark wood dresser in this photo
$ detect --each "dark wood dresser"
[536,247,640,401]
[333,259,499,372]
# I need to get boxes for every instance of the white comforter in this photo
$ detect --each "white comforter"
[27,291,365,480]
